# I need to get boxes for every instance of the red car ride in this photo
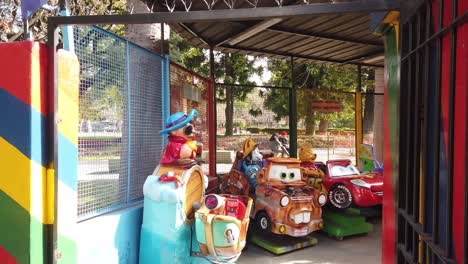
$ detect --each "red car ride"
[315,159,383,209]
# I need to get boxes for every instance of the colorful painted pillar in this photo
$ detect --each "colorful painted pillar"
[0,42,80,264]
[0,41,51,264]
[55,49,80,264]
[371,11,400,264]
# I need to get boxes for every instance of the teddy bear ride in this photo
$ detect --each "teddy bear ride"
[139,110,252,264]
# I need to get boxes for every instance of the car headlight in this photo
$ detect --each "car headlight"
[205,194,219,210]
[350,179,371,188]
[318,193,327,206]
[280,196,290,207]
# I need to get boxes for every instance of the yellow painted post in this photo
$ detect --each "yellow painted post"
[355,91,362,167]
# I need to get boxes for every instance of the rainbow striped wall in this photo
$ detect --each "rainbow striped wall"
[0,42,80,264]
[0,41,50,264]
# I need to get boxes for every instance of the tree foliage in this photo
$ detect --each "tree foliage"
[0,0,126,43]
[169,31,262,136]
[264,59,373,134]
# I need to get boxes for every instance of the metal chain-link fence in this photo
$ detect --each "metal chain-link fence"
[74,26,165,220]
[169,62,211,174]
[214,84,383,172]
[215,84,290,174]
[297,89,356,163]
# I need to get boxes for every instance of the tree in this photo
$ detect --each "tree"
[362,69,375,134]
[265,59,366,135]
[0,0,126,43]
[169,31,262,136]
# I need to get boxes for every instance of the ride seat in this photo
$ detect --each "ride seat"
[224,198,247,220]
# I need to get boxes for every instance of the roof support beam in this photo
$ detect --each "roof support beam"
[341,49,385,64]
[266,26,383,47]
[49,1,400,25]
[219,44,383,68]
[215,18,283,46]
[179,22,211,46]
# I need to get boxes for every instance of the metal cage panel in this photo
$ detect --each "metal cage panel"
[74,26,166,220]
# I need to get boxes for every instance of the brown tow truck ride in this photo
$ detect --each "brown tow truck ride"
[253,158,327,237]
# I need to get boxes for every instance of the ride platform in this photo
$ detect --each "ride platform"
[248,228,318,255]
[321,206,378,240]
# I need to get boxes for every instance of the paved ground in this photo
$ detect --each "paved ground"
[238,218,382,264]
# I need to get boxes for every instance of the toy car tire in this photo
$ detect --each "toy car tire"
[328,184,352,209]
[256,212,272,234]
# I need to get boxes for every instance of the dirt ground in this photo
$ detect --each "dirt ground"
[238,218,382,264]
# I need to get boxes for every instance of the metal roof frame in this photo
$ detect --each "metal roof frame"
[48,1,400,26]
[47,4,400,257]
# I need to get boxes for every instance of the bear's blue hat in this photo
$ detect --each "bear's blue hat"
[160,109,199,134]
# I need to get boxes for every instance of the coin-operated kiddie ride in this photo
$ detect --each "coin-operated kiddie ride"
[299,146,381,240]
[139,110,252,264]
[221,138,327,254]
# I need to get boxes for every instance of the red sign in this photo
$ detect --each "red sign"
[310,99,342,113]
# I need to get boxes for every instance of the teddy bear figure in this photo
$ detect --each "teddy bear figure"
[159,109,200,166]
[241,137,264,193]
[299,146,325,178]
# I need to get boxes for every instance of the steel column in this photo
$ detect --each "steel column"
[432,0,443,248]
[160,23,165,54]
[464,44,468,264]
[208,46,216,176]
[47,20,59,264]
[289,56,297,158]
[420,3,431,262]
[445,0,457,258]
[355,65,362,167]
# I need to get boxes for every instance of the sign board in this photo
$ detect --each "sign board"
[310,99,342,113]
[183,83,201,102]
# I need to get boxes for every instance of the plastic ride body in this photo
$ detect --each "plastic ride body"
[321,159,384,208]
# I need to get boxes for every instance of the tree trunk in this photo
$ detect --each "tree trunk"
[305,111,315,135]
[318,119,329,133]
[225,87,234,136]
[363,70,375,134]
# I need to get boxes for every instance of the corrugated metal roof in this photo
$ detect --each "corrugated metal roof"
[147,1,385,67]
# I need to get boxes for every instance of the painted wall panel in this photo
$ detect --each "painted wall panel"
[0,41,49,264]
[77,206,143,264]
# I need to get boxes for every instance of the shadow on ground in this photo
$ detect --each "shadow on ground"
[238,218,382,264]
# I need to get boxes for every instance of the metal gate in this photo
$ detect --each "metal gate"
[54,24,169,262]
[398,0,468,263]
[72,26,169,220]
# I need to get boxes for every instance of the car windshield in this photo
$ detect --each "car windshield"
[329,164,360,177]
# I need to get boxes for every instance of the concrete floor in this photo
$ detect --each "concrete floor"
[238,218,382,264]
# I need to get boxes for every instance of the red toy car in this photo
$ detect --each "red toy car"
[315,159,383,209]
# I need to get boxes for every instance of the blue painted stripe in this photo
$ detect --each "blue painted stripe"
[0,87,47,167]
[58,132,77,191]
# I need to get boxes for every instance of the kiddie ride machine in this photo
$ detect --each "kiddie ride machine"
[139,110,252,264]
[220,138,327,254]
[299,146,383,240]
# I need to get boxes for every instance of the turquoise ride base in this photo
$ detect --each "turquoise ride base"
[139,174,213,264]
